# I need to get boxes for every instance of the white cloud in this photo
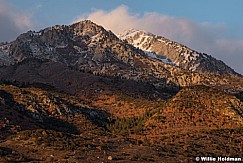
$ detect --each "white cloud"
[213,39,243,74]
[74,5,243,74]
[74,5,136,34]
[0,0,34,42]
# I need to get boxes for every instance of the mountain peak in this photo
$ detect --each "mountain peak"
[119,28,155,52]
[119,28,147,39]
[119,29,240,76]
[0,20,241,87]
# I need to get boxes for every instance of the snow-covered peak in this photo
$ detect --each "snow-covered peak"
[119,29,154,52]
[118,29,238,76]
[119,29,202,65]
[118,29,177,65]
[122,30,201,69]
[119,28,148,40]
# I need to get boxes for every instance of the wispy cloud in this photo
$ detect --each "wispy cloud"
[74,5,243,74]
[36,4,43,10]
[0,0,34,42]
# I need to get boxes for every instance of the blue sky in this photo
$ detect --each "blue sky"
[7,0,243,35]
[1,0,243,74]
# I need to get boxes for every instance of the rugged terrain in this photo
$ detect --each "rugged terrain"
[119,29,240,76]
[0,20,243,162]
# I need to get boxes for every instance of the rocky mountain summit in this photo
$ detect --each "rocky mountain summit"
[1,20,171,82]
[0,20,242,93]
[119,29,239,76]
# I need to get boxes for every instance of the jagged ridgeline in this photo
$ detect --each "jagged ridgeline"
[0,20,242,89]
[119,29,240,76]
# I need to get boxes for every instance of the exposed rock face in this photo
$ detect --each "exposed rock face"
[119,29,240,76]
[0,43,12,65]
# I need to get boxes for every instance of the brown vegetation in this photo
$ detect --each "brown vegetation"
[0,82,242,162]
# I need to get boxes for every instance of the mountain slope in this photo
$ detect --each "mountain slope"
[119,29,240,76]
[0,83,242,162]
[0,58,171,100]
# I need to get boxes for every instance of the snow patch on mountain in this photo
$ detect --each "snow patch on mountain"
[145,51,175,65]
[119,29,178,66]
[183,52,199,62]
[32,32,42,36]
[189,63,200,71]
[119,28,142,40]
[119,29,152,51]
[0,43,13,65]
[119,29,204,71]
